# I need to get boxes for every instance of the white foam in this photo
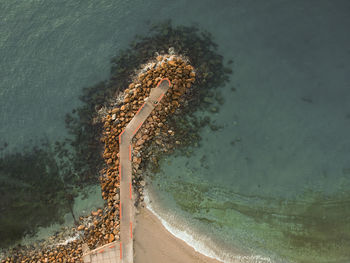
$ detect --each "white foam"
[143,190,274,263]
[136,50,194,78]
[56,234,80,246]
[143,190,226,262]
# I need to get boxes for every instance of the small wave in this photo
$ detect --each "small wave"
[56,234,80,246]
[143,190,273,263]
[143,190,225,261]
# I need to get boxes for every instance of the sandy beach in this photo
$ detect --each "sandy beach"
[134,207,221,263]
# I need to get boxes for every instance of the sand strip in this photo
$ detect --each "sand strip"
[134,208,221,263]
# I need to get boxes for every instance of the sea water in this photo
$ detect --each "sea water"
[146,1,350,262]
[1,1,350,262]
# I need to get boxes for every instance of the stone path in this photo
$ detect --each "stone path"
[118,78,170,263]
[83,78,170,263]
[82,242,120,263]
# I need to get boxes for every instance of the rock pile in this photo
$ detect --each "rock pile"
[1,240,82,263]
[1,54,195,263]
[1,20,233,263]
[91,54,195,247]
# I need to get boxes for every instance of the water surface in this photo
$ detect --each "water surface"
[1,1,350,262]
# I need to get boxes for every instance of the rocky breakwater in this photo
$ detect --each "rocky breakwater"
[1,53,195,263]
[100,54,195,208]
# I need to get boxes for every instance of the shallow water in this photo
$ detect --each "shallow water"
[1,0,350,262]
[146,1,350,260]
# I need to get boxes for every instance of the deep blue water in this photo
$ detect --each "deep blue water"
[1,1,350,262]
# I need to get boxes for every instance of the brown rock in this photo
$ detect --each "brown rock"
[111,108,120,114]
[133,156,142,164]
[136,139,145,146]
[108,233,115,243]
[168,60,176,66]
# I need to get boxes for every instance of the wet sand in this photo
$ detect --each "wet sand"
[134,207,221,263]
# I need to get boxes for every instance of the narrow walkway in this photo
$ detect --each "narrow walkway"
[82,242,120,263]
[118,78,170,263]
[83,78,170,263]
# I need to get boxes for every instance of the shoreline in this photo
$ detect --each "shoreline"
[134,207,222,263]
[143,189,226,262]
[142,188,274,263]
[1,22,233,260]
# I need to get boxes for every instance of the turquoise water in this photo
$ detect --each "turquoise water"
[146,2,350,262]
[1,1,350,262]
